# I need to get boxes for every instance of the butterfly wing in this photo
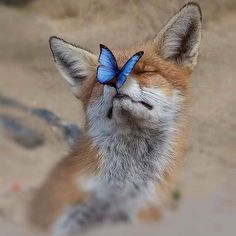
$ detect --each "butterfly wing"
[97,44,118,84]
[117,51,144,89]
[97,65,118,84]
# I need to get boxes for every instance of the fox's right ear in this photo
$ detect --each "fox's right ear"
[154,3,202,69]
[49,36,98,98]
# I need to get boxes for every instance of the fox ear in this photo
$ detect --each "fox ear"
[154,3,202,69]
[49,36,98,97]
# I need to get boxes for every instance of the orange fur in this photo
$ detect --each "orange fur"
[28,135,100,228]
[75,75,97,106]
[138,205,161,222]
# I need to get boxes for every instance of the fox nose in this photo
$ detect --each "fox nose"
[106,77,118,88]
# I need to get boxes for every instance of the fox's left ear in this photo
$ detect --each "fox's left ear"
[154,3,202,69]
[49,36,98,99]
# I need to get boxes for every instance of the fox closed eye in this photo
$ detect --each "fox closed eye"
[143,71,158,76]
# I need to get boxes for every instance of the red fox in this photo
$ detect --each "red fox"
[29,3,202,236]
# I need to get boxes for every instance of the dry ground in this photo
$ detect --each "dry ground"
[0,1,235,235]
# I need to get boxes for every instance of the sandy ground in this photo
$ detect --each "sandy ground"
[0,1,235,235]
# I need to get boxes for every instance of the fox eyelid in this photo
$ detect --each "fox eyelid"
[144,71,158,74]
[136,71,158,75]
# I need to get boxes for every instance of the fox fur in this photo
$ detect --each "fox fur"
[29,3,202,236]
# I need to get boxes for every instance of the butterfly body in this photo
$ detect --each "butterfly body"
[97,44,144,89]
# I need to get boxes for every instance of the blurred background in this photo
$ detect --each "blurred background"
[0,0,235,235]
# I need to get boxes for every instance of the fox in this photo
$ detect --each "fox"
[29,3,202,236]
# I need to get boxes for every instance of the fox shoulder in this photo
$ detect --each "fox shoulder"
[28,135,100,228]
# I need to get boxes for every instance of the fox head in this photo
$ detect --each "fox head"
[49,3,201,136]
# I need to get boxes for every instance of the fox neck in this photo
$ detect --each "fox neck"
[87,114,178,194]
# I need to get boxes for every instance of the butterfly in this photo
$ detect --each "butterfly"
[97,44,144,89]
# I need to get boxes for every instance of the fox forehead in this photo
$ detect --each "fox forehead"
[113,44,191,94]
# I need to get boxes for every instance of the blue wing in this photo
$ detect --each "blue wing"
[117,51,144,89]
[97,44,118,84]
[97,65,117,84]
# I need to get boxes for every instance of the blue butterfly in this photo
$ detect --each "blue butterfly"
[97,44,144,89]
